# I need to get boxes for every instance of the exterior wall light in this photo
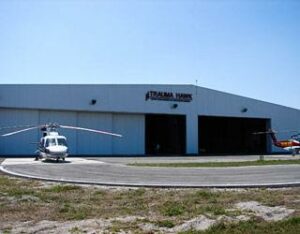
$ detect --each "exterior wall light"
[90,99,97,105]
[241,107,248,113]
[171,103,178,109]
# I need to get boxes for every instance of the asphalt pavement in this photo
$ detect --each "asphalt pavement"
[0,155,300,188]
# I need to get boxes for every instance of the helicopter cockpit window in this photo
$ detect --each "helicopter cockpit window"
[45,138,56,147]
[292,134,300,141]
[57,138,67,146]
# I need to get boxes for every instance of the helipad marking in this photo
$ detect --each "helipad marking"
[1,158,105,166]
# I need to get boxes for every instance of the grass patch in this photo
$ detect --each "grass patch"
[161,201,186,216]
[44,184,81,193]
[203,204,227,216]
[0,175,300,232]
[0,176,18,187]
[110,220,141,233]
[58,203,89,220]
[0,176,40,197]
[155,219,175,228]
[1,228,12,234]
[128,159,300,168]
[69,226,84,234]
[195,190,217,199]
[180,217,300,234]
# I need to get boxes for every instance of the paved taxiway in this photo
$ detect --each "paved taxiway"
[1,156,300,188]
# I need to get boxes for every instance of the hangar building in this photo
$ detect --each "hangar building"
[0,84,300,156]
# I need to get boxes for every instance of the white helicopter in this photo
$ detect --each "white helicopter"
[1,123,122,162]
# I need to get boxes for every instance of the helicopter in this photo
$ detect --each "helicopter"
[1,123,122,162]
[253,129,300,156]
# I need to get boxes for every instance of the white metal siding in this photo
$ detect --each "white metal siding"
[0,108,145,156]
[77,112,113,155]
[0,109,39,155]
[112,114,145,155]
[1,84,300,155]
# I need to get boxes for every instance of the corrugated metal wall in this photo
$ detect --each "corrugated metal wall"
[0,108,145,155]
[0,109,39,155]
[1,85,300,155]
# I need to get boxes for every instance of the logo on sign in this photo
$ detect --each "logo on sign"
[145,91,192,102]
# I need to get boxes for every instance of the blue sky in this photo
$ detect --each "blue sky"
[0,0,299,109]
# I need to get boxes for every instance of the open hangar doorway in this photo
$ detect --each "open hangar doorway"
[198,116,270,155]
[145,114,186,155]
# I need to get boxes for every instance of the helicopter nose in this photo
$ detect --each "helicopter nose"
[48,146,68,154]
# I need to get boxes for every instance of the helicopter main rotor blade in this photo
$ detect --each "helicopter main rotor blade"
[0,124,36,131]
[1,126,40,137]
[253,129,299,135]
[253,130,275,135]
[60,125,122,137]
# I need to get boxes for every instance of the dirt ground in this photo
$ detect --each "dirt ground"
[1,203,295,234]
[1,157,300,233]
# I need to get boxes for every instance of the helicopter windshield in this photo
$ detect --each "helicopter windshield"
[45,138,56,147]
[291,133,300,141]
[57,138,67,146]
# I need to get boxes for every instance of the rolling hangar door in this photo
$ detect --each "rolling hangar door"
[0,109,145,156]
[145,114,186,155]
[198,116,270,155]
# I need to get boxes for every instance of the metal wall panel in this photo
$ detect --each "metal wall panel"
[112,114,145,155]
[77,112,113,155]
[0,108,146,156]
[0,108,39,155]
